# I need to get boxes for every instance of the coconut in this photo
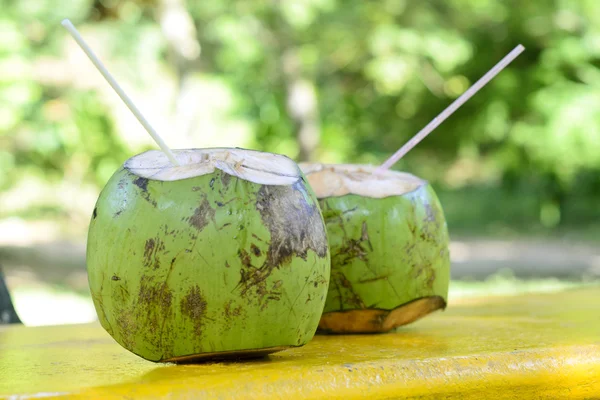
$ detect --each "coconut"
[87,148,330,362]
[300,163,450,333]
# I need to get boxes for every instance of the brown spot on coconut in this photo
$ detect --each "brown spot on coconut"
[180,285,208,337]
[187,197,215,231]
[300,162,450,334]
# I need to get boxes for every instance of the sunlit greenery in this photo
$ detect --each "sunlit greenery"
[2,0,600,238]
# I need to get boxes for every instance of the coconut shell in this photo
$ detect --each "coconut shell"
[87,152,330,362]
[302,164,450,333]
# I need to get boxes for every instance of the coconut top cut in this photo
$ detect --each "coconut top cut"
[300,163,425,199]
[125,148,301,186]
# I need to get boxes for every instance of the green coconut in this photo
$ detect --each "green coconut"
[300,163,450,333]
[87,148,330,362]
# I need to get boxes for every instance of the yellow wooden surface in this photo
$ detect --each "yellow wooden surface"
[1,287,599,399]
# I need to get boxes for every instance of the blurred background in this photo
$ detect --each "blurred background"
[1,0,599,326]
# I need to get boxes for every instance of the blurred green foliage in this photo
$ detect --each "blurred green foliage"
[1,0,600,237]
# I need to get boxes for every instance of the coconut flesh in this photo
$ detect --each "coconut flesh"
[300,163,450,333]
[87,148,330,362]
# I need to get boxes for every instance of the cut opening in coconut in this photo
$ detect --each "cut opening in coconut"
[125,148,301,185]
[300,163,425,199]
[317,296,446,334]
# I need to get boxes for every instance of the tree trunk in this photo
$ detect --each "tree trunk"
[156,0,203,142]
[280,49,321,162]
[271,0,320,162]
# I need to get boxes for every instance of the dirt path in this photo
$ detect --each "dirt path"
[449,238,600,280]
[1,238,599,288]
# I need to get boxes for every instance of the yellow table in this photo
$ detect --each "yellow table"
[1,287,599,399]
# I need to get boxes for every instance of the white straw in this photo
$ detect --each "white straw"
[61,19,180,166]
[375,44,525,173]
